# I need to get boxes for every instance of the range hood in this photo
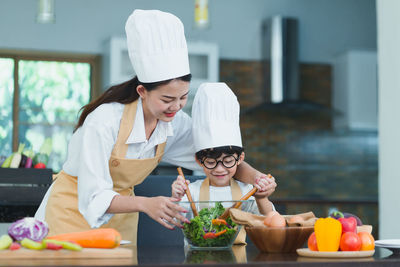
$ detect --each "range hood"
[262,16,299,103]
[242,16,337,117]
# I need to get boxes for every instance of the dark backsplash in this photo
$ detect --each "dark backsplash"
[220,59,379,237]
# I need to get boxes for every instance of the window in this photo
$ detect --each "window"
[0,51,101,172]
[0,58,14,156]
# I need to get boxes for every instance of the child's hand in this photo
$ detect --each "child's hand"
[254,174,277,198]
[171,175,190,199]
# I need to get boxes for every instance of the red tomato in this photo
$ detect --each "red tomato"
[338,217,357,233]
[340,232,362,251]
[9,242,21,251]
[358,232,375,251]
[34,162,46,169]
[203,233,216,239]
[307,232,318,251]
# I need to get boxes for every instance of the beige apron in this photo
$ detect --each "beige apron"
[45,100,165,245]
[198,177,247,245]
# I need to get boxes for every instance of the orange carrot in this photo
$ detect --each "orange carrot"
[47,228,121,249]
[212,218,227,226]
[214,229,227,237]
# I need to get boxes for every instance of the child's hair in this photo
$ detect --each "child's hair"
[195,146,244,161]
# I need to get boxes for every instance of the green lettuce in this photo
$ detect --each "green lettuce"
[183,202,238,247]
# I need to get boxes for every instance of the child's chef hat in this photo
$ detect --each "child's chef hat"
[125,10,190,83]
[192,83,242,152]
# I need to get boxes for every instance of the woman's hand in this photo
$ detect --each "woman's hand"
[254,173,277,198]
[142,196,190,229]
[171,175,189,199]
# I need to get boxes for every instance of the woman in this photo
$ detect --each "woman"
[35,10,275,245]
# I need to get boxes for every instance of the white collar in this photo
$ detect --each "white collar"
[126,98,174,144]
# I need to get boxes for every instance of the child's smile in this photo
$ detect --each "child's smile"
[197,153,244,187]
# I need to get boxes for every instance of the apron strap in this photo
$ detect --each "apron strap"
[112,100,138,158]
[230,178,242,200]
[199,177,243,201]
[155,142,167,158]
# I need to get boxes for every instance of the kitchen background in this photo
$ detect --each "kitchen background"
[0,0,398,240]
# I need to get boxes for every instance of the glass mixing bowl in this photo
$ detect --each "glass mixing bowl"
[177,200,256,249]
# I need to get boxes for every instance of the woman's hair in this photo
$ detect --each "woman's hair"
[74,74,192,131]
[195,146,244,161]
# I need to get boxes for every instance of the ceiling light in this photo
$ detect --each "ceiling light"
[194,0,209,29]
[37,0,55,24]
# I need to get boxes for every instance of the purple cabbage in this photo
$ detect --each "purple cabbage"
[8,217,49,241]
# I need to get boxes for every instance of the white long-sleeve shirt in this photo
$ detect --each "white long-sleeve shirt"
[35,98,202,227]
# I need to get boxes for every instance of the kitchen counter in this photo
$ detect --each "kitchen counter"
[0,245,399,266]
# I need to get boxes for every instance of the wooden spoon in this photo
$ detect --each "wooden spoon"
[177,167,198,217]
[219,187,258,220]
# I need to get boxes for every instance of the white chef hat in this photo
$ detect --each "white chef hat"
[125,9,190,83]
[192,83,242,152]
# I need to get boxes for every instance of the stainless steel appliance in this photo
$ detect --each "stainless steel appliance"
[262,16,299,103]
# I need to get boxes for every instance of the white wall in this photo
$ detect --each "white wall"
[0,223,10,235]
[333,50,378,130]
[0,0,376,63]
[377,0,400,239]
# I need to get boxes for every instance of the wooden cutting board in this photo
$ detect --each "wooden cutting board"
[0,247,133,259]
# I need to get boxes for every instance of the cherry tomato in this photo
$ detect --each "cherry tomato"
[340,232,361,251]
[9,242,21,251]
[34,162,46,169]
[307,232,318,251]
[358,232,375,251]
[203,233,216,239]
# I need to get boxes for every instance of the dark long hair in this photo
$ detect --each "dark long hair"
[74,74,192,131]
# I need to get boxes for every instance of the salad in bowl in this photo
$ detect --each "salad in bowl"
[178,200,255,249]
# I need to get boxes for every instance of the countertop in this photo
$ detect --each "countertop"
[0,245,399,267]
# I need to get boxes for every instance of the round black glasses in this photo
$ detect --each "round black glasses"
[201,155,239,169]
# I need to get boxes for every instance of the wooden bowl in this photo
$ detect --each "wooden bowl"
[357,225,373,234]
[245,226,314,253]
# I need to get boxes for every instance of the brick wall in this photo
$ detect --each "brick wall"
[220,59,379,237]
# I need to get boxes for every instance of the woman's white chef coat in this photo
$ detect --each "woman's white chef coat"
[35,98,202,227]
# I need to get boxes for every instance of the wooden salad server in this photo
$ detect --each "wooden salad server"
[177,167,198,217]
[219,187,258,220]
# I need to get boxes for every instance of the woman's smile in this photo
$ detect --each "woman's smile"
[164,112,176,117]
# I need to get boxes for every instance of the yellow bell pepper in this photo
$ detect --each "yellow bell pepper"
[314,217,342,252]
